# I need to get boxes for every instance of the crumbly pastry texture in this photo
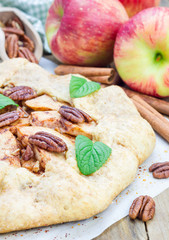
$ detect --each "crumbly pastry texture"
[0,58,155,233]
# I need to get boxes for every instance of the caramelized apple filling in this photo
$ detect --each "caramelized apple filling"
[0,86,95,174]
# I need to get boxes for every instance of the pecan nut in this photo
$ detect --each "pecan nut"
[149,162,169,179]
[22,145,34,161]
[129,195,155,222]
[18,47,38,63]
[3,86,37,101]
[59,106,92,123]
[28,131,67,153]
[5,34,18,58]
[0,111,19,127]
[3,27,24,36]
[20,34,35,52]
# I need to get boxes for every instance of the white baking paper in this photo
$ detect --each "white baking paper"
[1,58,169,240]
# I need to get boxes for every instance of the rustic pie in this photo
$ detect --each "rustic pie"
[0,58,155,233]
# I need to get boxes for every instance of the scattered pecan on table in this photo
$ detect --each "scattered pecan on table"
[59,106,92,123]
[0,111,19,127]
[149,162,169,179]
[29,131,68,153]
[3,86,37,101]
[0,16,38,63]
[129,195,155,222]
[22,145,34,161]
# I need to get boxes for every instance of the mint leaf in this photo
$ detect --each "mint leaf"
[70,75,100,98]
[75,135,112,175]
[0,94,18,110]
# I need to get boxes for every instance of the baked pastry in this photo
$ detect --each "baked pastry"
[0,58,155,233]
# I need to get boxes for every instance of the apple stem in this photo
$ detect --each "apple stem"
[155,52,163,62]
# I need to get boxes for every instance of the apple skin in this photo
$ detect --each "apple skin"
[119,0,160,17]
[114,7,169,98]
[45,0,128,67]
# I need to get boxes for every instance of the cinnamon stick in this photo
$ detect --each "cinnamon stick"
[132,95,169,125]
[55,65,114,77]
[123,87,169,116]
[88,72,122,85]
[131,95,169,143]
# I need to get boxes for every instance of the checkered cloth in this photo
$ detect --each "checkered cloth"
[0,0,53,52]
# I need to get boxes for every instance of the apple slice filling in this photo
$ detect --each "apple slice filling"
[0,86,95,175]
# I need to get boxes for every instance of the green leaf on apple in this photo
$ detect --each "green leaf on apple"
[75,135,112,175]
[0,94,18,110]
[69,75,101,98]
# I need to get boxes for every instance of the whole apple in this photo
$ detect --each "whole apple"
[45,0,128,66]
[119,0,160,17]
[114,7,169,97]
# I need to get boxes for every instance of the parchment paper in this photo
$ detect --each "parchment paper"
[1,58,169,240]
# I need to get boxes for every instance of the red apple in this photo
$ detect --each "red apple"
[114,7,169,97]
[119,0,160,17]
[45,0,128,66]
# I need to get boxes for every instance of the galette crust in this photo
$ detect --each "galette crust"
[0,59,155,233]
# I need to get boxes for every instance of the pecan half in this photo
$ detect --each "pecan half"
[18,47,38,63]
[4,86,37,101]
[129,195,155,222]
[59,106,92,123]
[149,162,169,179]
[20,34,35,52]
[0,111,19,127]
[6,34,18,58]
[3,27,24,36]
[22,145,34,161]
[28,131,67,153]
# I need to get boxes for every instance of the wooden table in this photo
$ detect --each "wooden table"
[95,189,169,240]
[95,1,169,239]
[46,1,169,239]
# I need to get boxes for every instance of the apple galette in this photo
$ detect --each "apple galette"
[0,58,155,233]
